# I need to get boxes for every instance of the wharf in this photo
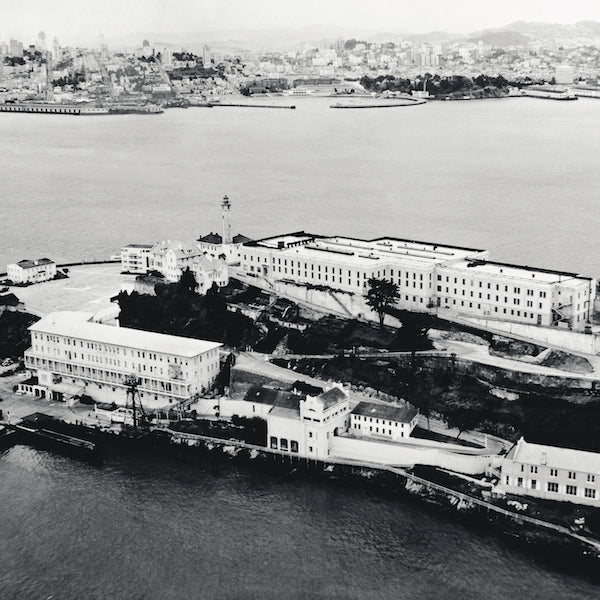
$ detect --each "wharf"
[166,428,600,558]
[213,103,296,109]
[330,100,426,108]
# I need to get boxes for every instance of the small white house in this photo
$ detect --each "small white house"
[350,401,419,442]
[7,258,56,284]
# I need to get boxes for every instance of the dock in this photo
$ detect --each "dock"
[213,103,296,109]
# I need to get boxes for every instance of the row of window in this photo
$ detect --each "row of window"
[511,476,597,498]
[437,276,550,297]
[520,464,596,482]
[353,423,405,437]
[270,437,299,452]
[32,333,216,364]
[352,414,408,427]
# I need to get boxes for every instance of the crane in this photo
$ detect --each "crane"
[123,375,147,428]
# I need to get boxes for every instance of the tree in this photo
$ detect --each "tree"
[177,268,198,295]
[365,278,400,330]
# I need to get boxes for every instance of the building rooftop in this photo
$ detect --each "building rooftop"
[351,401,418,423]
[245,233,485,268]
[13,258,55,269]
[29,312,222,358]
[0,293,21,306]
[316,386,348,409]
[198,233,253,245]
[509,438,600,474]
[243,385,301,410]
[123,244,154,249]
[447,259,592,283]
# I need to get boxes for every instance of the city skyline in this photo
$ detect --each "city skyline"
[2,0,600,46]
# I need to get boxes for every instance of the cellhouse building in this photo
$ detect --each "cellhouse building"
[21,312,222,409]
[234,232,595,331]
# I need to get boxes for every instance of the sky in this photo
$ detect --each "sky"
[1,0,600,45]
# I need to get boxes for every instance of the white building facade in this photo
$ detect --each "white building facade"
[7,258,57,284]
[497,438,600,507]
[350,401,419,442]
[120,244,153,274]
[234,233,594,331]
[22,312,222,409]
[149,240,228,292]
[267,385,351,459]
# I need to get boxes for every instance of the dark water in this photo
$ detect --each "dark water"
[2,97,600,276]
[1,445,598,599]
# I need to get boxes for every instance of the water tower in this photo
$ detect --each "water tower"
[221,195,232,244]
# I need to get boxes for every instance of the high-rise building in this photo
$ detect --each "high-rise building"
[52,37,61,61]
[37,31,47,52]
[202,44,212,66]
[9,39,23,57]
[555,65,574,85]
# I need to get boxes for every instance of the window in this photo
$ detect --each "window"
[517,477,523,487]
[530,465,537,473]
[588,474,595,483]
[585,488,596,499]
[531,480,537,489]
[566,485,577,496]
[548,482,559,493]
[290,440,299,453]
[270,436,277,449]
[568,471,576,480]
[280,438,288,451]
[550,468,558,477]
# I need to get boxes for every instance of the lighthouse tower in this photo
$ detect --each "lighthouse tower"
[221,195,232,244]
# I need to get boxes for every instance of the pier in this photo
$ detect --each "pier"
[213,103,296,109]
[0,103,83,115]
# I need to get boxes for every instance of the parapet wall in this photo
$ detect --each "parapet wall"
[457,317,600,355]
[330,436,497,475]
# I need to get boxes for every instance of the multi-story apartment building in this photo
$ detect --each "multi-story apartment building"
[497,437,600,507]
[22,312,222,409]
[7,258,57,284]
[120,244,153,273]
[235,232,594,331]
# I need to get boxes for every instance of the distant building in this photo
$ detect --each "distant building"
[21,311,222,408]
[9,39,23,57]
[497,438,600,507]
[197,195,252,263]
[0,292,25,314]
[7,258,56,284]
[555,65,575,85]
[350,401,419,442]
[149,240,229,292]
[120,244,154,273]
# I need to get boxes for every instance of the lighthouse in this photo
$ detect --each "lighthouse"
[221,195,232,244]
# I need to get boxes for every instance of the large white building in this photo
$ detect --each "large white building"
[121,240,229,294]
[120,244,153,274]
[7,258,57,284]
[22,312,222,409]
[149,240,229,293]
[497,437,600,507]
[235,233,594,331]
